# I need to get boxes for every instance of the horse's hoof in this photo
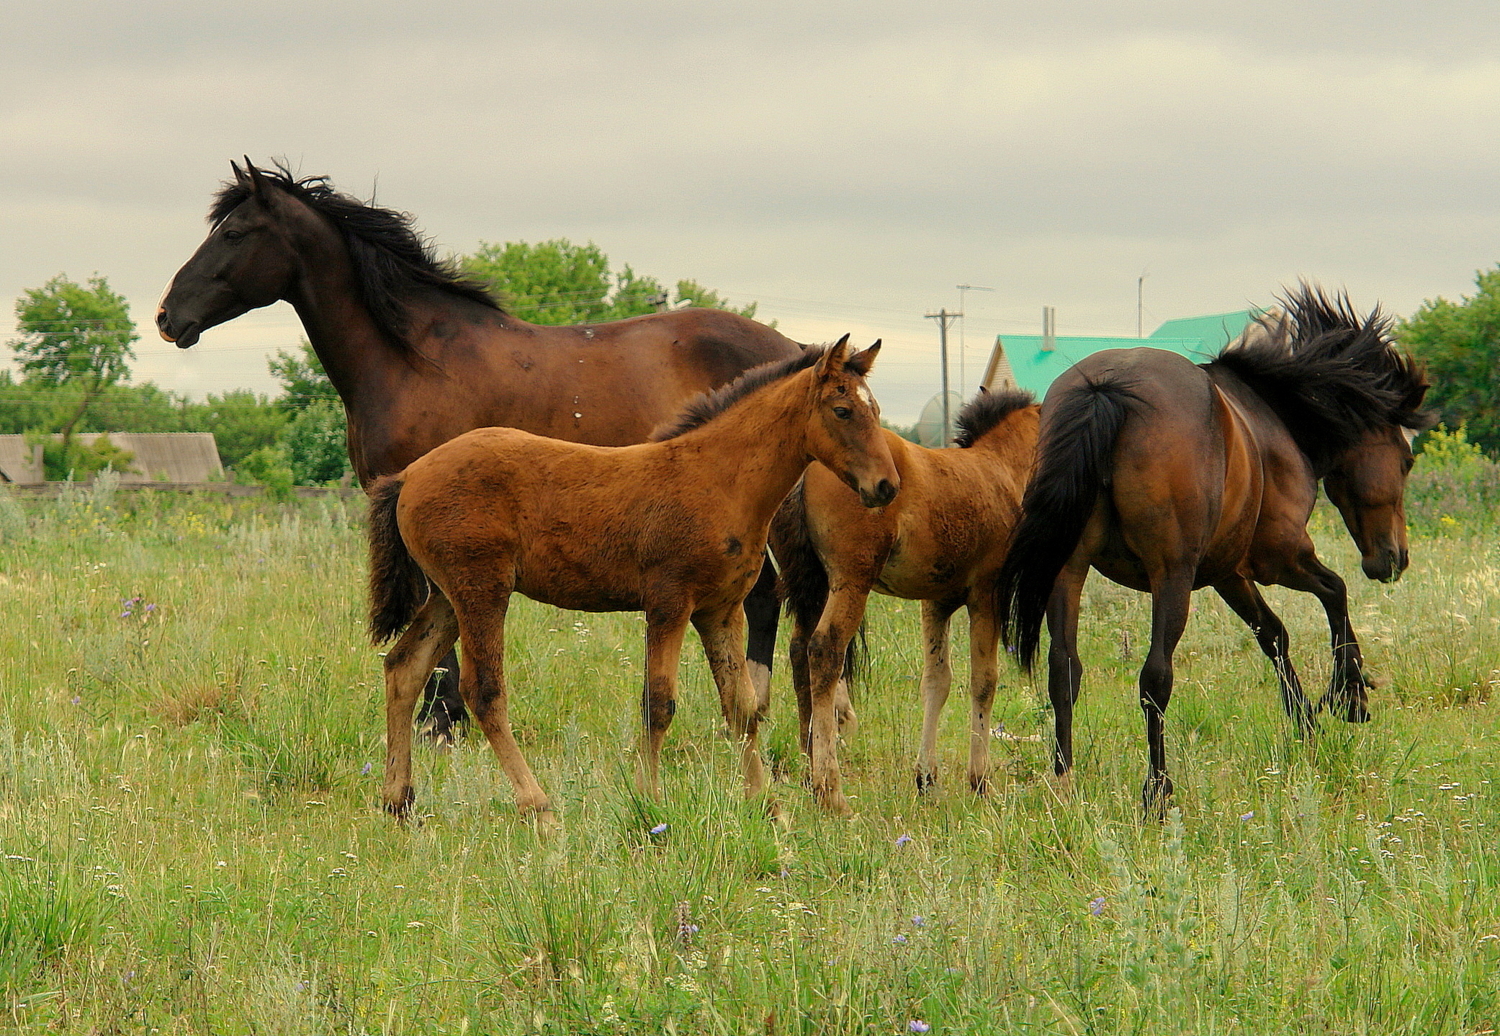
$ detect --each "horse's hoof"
[835,707,859,738]
[969,772,989,796]
[915,770,937,794]
[527,808,562,837]
[1140,775,1174,820]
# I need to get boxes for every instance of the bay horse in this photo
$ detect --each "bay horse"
[772,388,1038,813]
[156,160,803,737]
[367,338,898,821]
[996,285,1434,813]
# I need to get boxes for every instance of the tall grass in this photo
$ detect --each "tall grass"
[0,484,1496,1032]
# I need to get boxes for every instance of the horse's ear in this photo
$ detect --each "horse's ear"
[845,339,881,377]
[243,157,266,198]
[230,158,245,182]
[815,334,852,376]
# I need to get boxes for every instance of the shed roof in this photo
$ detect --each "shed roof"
[985,310,1259,397]
[0,432,225,484]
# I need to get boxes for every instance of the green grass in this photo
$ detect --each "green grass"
[0,484,1497,1033]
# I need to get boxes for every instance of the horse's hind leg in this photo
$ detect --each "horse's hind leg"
[743,555,780,718]
[1139,571,1193,817]
[915,599,958,792]
[1213,575,1314,733]
[382,594,459,817]
[1045,563,1089,782]
[417,647,467,744]
[694,604,769,801]
[456,592,552,818]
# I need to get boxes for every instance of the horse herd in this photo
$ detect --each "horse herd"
[155,160,1435,823]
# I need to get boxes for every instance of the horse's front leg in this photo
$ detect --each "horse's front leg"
[802,586,871,815]
[381,594,459,818]
[457,591,553,819]
[693,604,769,801]
[640,601,692,800]
[965,594,1002,795]
[1283,554,1370,723]
[915,599,958,792]
[1213,575,1315,734]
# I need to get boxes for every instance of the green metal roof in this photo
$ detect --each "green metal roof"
[991,310,1257,397]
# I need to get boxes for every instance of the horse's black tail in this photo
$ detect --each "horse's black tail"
[367,474,429,644]
[771,480,861,685]
[997,375,1143,672]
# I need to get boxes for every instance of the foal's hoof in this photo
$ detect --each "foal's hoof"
[835,705,859,738]
[527,809,562,838]
[383,787,416,822]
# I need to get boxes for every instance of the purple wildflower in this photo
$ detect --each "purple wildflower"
[650,822,669,836]
[1239,810,1254,821]
[893,933,908,945]
[70,696,81,705]
[894,833,912,848]
[909,1021,931,1034]
[1088,896,1106,916]
[911,915,926,928]
[361,762,373,776]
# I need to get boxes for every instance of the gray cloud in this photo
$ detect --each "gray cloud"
[4,1,1499,421]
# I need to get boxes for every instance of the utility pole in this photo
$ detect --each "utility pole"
[956,284,994,396]
[925,308,963,445]
[1137,272,1148,338]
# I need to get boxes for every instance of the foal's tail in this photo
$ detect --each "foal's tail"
[996,375,1143,671]
[771,481,864,684]
[367,474,429,644]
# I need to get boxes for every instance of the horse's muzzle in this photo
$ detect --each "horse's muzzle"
[156,309,201,349]
[1362,547,1408,583]
[860,478,898,509]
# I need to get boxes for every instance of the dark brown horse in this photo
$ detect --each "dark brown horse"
[772,388,1038,813]
[997,286,1434,812]
[367,339,898,821]
[156,160,802,734]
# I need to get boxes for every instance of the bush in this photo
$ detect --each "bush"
[1406,424,1500,531]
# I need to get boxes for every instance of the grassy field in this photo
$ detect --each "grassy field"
[0,479,1497,1034]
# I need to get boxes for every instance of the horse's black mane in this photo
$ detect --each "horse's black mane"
[1206,284,1434,469]
[650,347,829,442]
[952,387,1036,447]
[211,162,501,353]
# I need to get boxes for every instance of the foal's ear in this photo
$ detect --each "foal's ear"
[845,339,881,378]
[815,334,852,376]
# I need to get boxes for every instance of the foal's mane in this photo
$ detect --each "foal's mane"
[1206,284,1433,468]
[650,347,825,442]
[211,162,501,353]
[952,387,1036,448]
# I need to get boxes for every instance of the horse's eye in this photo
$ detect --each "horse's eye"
[832,406,853,420]
[223,229,245,242]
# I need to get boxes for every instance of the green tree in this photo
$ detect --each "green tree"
[268,340,337,412]
[280,399,350,485]
[8,274,138,441]
[459,240,759,325]
[1398,266,1500,453]
[181,389,289,469]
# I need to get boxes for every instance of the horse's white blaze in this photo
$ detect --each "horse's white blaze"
[857,384,875,409]
[155,273,178,342]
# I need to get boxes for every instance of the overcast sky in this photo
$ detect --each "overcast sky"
[3,1,1497,423]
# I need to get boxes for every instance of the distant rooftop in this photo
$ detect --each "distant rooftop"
[983,309,1259,397]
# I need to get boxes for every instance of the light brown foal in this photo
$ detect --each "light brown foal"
[773,388,1038,813]
[368,337,898,821]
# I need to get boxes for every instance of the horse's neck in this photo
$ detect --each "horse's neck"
[672,377,813,520]
[281,209,405,403]
[966,410,1038,472]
